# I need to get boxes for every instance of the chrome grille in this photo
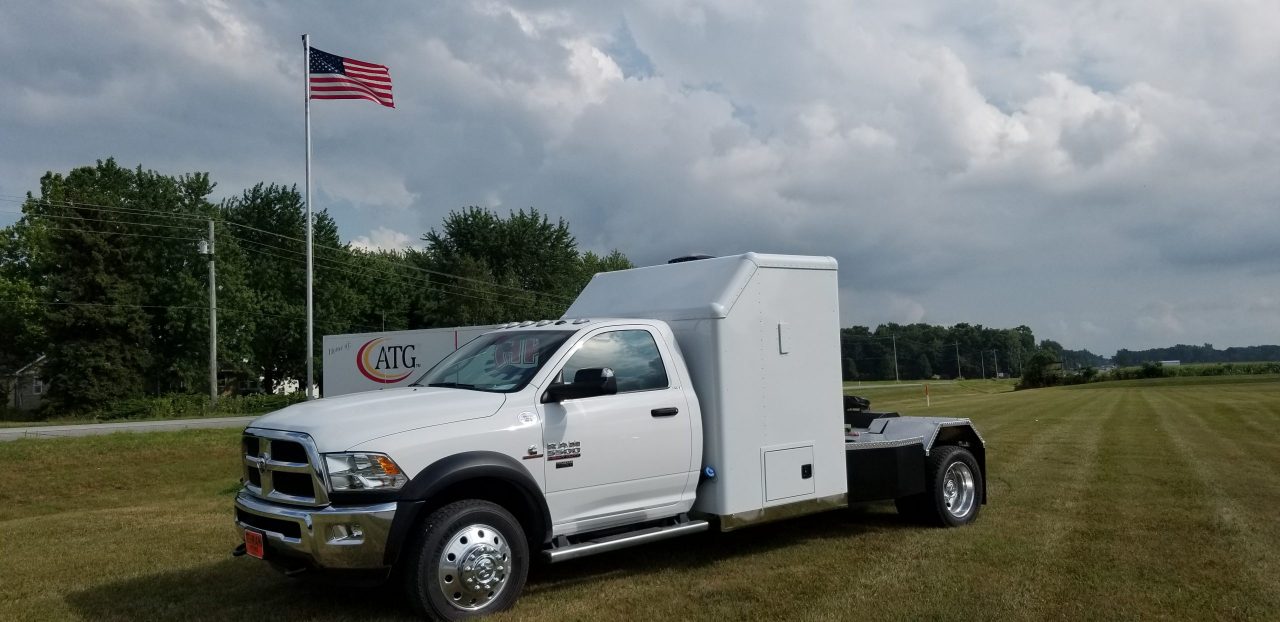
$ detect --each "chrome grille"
[241,429,330,506]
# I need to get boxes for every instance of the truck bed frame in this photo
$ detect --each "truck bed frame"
[843,403,988,504]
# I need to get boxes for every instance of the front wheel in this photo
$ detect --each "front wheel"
[402,500,530,620]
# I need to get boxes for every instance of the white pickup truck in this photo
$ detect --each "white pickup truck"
[233,253,987,620]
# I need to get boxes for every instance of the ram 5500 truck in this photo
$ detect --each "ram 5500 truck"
[233,253,987,620]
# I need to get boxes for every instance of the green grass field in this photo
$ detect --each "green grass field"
[2,376,1278,621]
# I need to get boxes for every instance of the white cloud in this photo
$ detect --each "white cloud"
[350,227,417,252]
[3,0,1279,353]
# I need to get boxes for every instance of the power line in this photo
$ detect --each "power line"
[5,194,575,302]
[0,298,382,333]
[222,220,574,301]
[0,299,205,311]
[10,223,203,243]
[0,195,212,223]
[0,209,205,233]
[234,242,538,309]
[224,230,552,305]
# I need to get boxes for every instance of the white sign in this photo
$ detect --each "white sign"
[322,325,498,397]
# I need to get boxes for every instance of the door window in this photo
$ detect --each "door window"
[559,330,669,393]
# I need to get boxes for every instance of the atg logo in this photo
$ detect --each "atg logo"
[356,338,417,384]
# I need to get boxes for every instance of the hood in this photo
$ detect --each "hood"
[248,387,507,452]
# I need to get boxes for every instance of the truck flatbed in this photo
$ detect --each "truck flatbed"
[843,405,987,504]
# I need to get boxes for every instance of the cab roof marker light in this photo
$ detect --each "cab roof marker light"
[536,320,552,326]
[572,318,591,324]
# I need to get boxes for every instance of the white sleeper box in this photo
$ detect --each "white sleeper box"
[564,253,847,519]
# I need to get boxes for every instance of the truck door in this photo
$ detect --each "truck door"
[538,328,692,529]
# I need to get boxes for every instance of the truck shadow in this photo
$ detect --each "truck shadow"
[64,505,907,621]
[524,504,905,597]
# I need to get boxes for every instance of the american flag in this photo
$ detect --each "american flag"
[309,47,394,108]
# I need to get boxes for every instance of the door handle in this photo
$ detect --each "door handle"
[651,407,679,417]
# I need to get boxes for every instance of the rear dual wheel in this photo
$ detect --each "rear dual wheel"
[402,500,530,620]
[895,445,983,527]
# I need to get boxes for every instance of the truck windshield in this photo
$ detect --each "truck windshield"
[411,330,572,393]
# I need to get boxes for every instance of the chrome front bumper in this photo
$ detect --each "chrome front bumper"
[234,491,397,569]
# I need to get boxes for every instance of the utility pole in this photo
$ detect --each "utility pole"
[994,351,1000,378]
[203,220,217,404]
[954,342,962,380]
[891,334,900,382]
[980,351,986,379]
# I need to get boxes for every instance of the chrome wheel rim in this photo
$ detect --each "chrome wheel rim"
[942,462,976,519]
[436,523,512,611]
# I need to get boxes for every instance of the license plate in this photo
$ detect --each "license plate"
[244,529,265,559]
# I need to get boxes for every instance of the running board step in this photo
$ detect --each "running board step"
[544,520,710,563]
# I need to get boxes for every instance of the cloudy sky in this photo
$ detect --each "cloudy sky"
[2,1,1277,354]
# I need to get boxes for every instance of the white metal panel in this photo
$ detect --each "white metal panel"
[764,445,815,502]
[565,254,757,320]
[564,253,846,519]
[320,325,498,397]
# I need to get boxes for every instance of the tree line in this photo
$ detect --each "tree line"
[0,159,631,413]
[1113,343,1280,367]
[840,323,1038,381]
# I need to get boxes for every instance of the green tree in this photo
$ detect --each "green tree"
[1017,348,1062,389]
[15,160,252,408]
[577,250,634,290]
[23,161,156,410]
[2,160,266,411]
[337,247,435,333]
[839,322,1044,381]
[223,183,345,392]
[413,207,630,325]
[0,225,46,386]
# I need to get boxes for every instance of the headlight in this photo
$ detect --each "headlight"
[324,453,408,491]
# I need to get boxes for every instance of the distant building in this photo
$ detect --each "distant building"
[1160,360,1181,367]
[5,355,47,412]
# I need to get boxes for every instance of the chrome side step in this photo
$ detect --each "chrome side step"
[544,519,710,563]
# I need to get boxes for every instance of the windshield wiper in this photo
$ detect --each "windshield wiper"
[425,382,477,389]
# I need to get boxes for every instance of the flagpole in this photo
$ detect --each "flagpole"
[303,34,315,400]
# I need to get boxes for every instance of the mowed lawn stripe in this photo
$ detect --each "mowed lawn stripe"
[4,379,1280,621]
[1179,383,1280,453]
[1150,389,1280,612]
[951,388,1111,619]
[1045,388,1263,619]
[0,428,242,523]
[1013,389,1112,620]
[774,386,1114,619]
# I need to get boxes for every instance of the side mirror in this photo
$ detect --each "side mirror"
[542,367,617,403]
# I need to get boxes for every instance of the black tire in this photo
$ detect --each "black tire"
[922,446,983,527]
[401,500,530,620]
[896,445,983,527]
